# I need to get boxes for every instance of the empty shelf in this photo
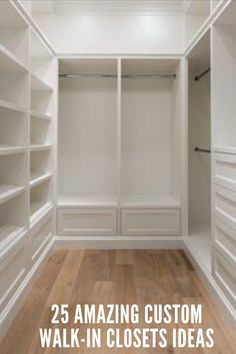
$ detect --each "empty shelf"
[0,145,26,155]
[213,146,236,155]
[58,195,118,207]
[30,172,52,188]
[31,110,52,120]
[30,144,52,152]
[0,184,25,205]
[0,45,28,73]
[31,73,53,91]
[0,224,25,250]
[30,201,52,225]
[0,98,26,113]
[120,195,181,208]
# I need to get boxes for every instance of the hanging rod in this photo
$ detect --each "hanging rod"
[195,147,211,153]
[59,73,176,79]
[194,67,210,81]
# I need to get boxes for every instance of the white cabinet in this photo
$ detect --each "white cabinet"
[212,249,236,311]
[0,234,27,315]
[213,152,236,193]
[58,208,117,236]
[213,185,236,231]
[121,208,181,236]
[30,212,53,263]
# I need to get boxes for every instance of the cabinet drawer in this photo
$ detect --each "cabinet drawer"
[213,153,236,192]
[57,208,117,236]
[213,249,236,311]
[214,218,236,266]
[213,185,236,230]
[121,208,181,236]
[30,212,53,262]
[0,234,27,314]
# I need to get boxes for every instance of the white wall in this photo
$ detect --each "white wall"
[34,13,184,54]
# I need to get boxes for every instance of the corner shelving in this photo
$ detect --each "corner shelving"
[29,27,55,231]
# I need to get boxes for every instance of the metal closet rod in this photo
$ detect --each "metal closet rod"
[59,73,176,79]
[194,67,210,81]
[195,147,211,153]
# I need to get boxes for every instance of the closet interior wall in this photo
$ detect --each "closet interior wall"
[187,31,211,269]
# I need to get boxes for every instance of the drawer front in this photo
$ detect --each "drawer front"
[30,213,53,262]
[213,185,236,230]
[212,249,236,311]
[0,234,27,314]
[214,218,236,266]
[213,153,236,193]
[57,208,117,236]
[121,208,181,236]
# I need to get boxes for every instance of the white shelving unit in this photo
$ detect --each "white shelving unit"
[57,58,183,236]
[30,28,55,229]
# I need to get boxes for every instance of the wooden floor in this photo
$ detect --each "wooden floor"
[1,249,236,353]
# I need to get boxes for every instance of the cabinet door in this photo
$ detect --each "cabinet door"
[58,208,117,236]
[0,234,27,315]
[121,208,181,236]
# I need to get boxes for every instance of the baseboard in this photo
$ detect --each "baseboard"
[54,235,184,249]
[0,238,54,342]
[183,238,236,331]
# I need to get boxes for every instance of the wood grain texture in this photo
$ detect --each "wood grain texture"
[1,249,236,354]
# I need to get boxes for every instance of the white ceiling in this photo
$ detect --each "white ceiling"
[32,0,193,15]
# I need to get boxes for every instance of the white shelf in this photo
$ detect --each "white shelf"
[0,145,26,156]
[0,224,26,250]
[0,98,26,114]
[30,172,52,188]
[58,194,118,207]
[0,184,25,205]
[213,146,236,155]
[30,201,52,225]
[0,45,28,73]
[120,195,181,208]
[31,110,52,120]
[31,73,53,91]
[30,143,52,152]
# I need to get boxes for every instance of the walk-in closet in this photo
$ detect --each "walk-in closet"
[1,0,236,351]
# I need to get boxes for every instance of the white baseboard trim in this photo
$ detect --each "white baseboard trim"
[183,238,236,331]
[54,235,184,249]
[0,238,54,342]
